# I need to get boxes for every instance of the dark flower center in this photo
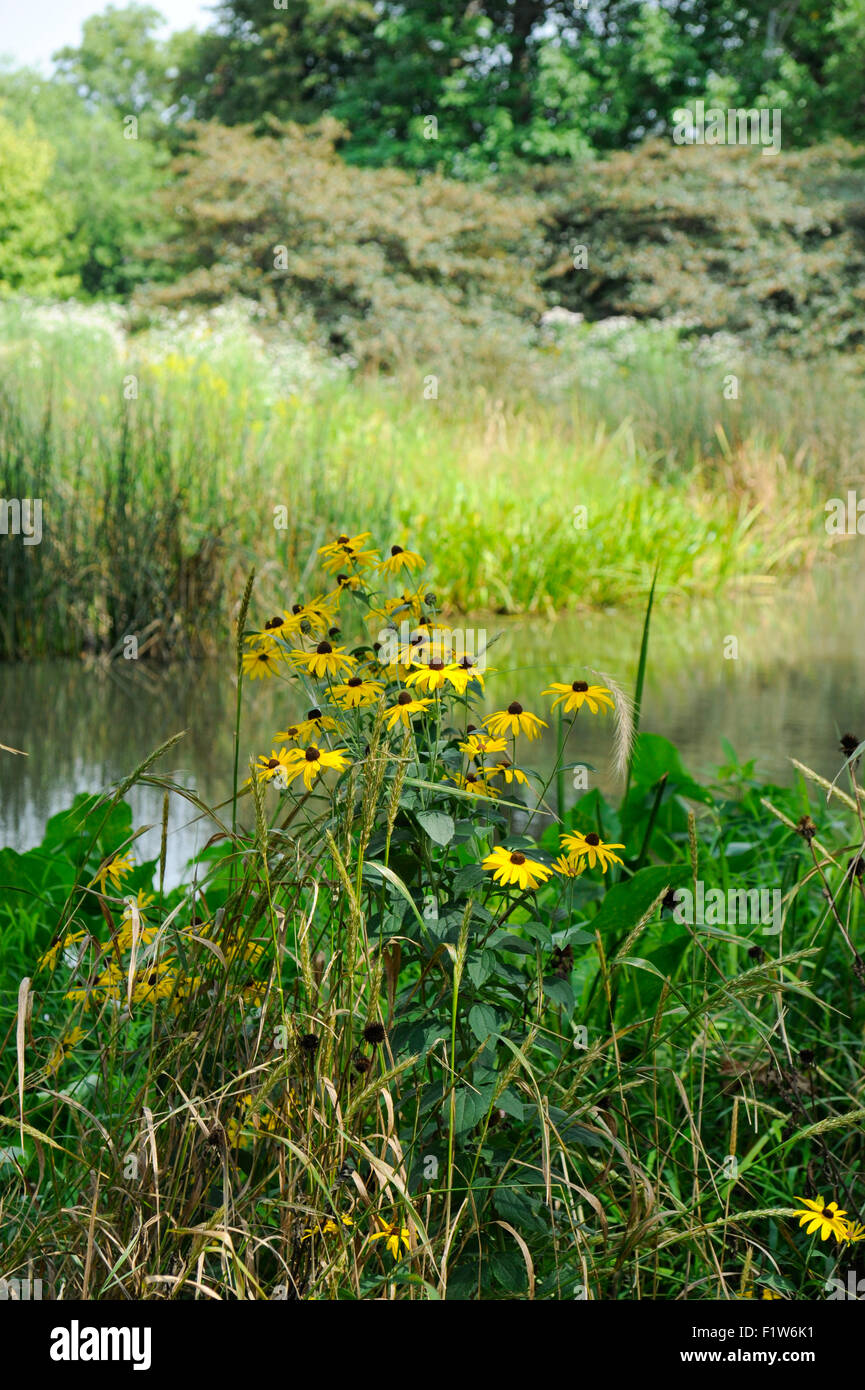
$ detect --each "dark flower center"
[397,691,412,706]
[347,677,362,688]
[391,545,403,556]
[266,758,280,769]
[336,535,349,544]
[822,1206,834,1218]
[510,852,526,865]
[466,773,478,783]
[305,746,320,761]
[316,641,333,654]
[307,708,322,720]
[291,604,303,614]
[507,702,523,715]
[584,832,600,846]
[265,616,284,629]
[428,661,445,672]
[572,680,589,692]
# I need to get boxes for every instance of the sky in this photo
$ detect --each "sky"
[0,0,217,71]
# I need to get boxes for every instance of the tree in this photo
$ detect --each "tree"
[143,118,542,367]
[0,114,77,296]
[0,65,174,297]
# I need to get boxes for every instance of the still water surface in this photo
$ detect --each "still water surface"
[1,561,862,885]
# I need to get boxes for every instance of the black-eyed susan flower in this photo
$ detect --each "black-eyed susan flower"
[552,852,585,878]
[254,613,295,643]
[45,1025,85,1077]
[282,709,341,742]
[446,657,489,694]
[301,1214,355,1242]
[543,680,615,715]
[486,757,530,786]
[377,544,426,577]
[792,1196,849,1241]
[843,1221,865,1242]
[369,1221,411,1260]
[379,588,427,622]
[282,745,351,791]
[94,851,134,894]
[384,691,434,730]
[403,660,456,693]
[331,675,385,709]
[560,830,625,872]
[449,770,499,799]
[117,891,158,950]
[291,640,357,680]
[482,846,554,891]
[459,733,508,760]
[318,532,379,575]
[255,748,293,783]
[484,702,547,741]
[37,927,87,974]
[241,647,280,680]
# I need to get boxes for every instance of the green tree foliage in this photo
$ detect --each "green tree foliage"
[0,62,176,297]
[143,118,542,367]
[0,114,77,296]
[173,0,865,169]
[536,140,865,355]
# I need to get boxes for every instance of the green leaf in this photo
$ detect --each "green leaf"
[590,864,690,937]
[468,1002,498,1042]
[416,809,455,846]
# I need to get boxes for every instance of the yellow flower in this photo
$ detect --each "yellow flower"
[792,1196,849,1241]
[459,733,508,760]
[482,846,553,891]
[761,1289,784,1299]
[37,927,87,973]
[131,961,179,1004]
[552,853,585,878]
[251,613,297,643]
[450,771,499,799]
[318,532,379,575]
[369,1222,411,1260]
[45,1025,85,1076]
[117,892,158,950]
[543,680,615,715]
[302,1214,355,1242]
[255,748,293,783]
[384,692,434,729]
[282,745,351,791]
[94,851,134,894]
[241,647,281,680]
[484,702,547,741]
[280,709,341,741]
[330,676,385,708]
[376,544,425,577]
[291,641,357,680]
[560,831,625,873]
[379,587,427,622]
[485,758,530,786]
[843,1221,865,1242]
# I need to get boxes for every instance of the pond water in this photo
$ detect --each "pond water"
[1,558,862,885]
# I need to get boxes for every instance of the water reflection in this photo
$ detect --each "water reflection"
[1,559,861,885]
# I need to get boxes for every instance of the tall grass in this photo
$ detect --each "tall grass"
[0,301,832,660]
